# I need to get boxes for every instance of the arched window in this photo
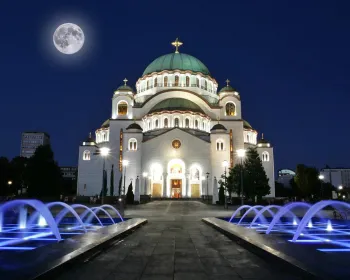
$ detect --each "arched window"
[225,102,236,116]
[155,119,159,128]
[83,150,90,161]
[164,76,168,87]
[247,134,250,143]
[174,118,179,127]
[216,140,224,151]
[128,138,137,151]
[262,151,269,162]
[117,101,128,115]
[185,118,190,128]
[164,118,168,128]
[148,121,151,130]
[196,78,199,87]
[146,80,149,89]
[174,75,179,86]
[195,119,199,129]
[204,80,207,90]
[186,76,190,87]
[154,78,157,87]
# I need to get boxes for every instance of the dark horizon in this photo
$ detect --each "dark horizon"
[1,1,350,172]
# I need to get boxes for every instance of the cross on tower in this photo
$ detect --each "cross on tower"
[171,38,183,53]
[226,79,230,87]
[123,78,128,86]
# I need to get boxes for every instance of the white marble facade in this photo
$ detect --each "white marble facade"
[77,41,275,203]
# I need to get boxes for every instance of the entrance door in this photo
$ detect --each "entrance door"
[152,183,162,197]
[191,184,200,198]
[171,179,182,198]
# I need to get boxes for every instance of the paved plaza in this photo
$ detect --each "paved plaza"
[56,201,300,280]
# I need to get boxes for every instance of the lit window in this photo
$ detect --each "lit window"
[186,76,190,87]
[174,118,179,127]
[175,75,179,86]
[185,118,190,128]
[148,121,151,130]
[129,138,137,151]
[164,118,168,128]
[262,151,269,162]
[118,101,128,116]
[83,150,90,161]
[247,135,250,143]
[216,140,224,151]
[225,102,236,116]
[195,119,199,129]
[164,76,168,87]
[155,119,159,128]
[154,78,157,87]
[146,80,149,89]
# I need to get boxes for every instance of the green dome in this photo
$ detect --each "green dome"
[243,120,253,129]
[149,98,205,114]
[143,53,210,76]
[116,85,134,92]
[219,85,236,93]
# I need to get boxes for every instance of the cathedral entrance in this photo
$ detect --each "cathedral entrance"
[171,179,182,198]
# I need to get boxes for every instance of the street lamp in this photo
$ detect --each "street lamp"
[143,172,148,195]
[7,181,12,186]
[99,147,110,204]
[318,174,324,199]
[222,160,229,209]
[237,149,246,207]
[206,172,210,203]
[339,185,343,190]
[122,160,129,195]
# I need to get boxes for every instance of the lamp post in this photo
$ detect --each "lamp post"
[206,172,210,203]
[237,149,246,208]
[339,185,343,190]
[143,172,148,195]
[99,147,110,205]
[122,160,129,195]
[318,174,324,199]
[222,161,229,209]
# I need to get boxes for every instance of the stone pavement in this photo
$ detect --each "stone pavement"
[56,201,300,280]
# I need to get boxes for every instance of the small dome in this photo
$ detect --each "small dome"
[127,123,142,130]
[219,85,236,93]
[143,53,210,76]
[101,119,110,128]
[149,98,205,115]
[83,133,95,145]
[210,123,227,131]
[243,120,253,130]
[257,133,271,146]
[116,85,134,92]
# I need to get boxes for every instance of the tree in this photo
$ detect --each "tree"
[243,147,270,201]
[294,164,320,198]
[227,164,242,197]
[25,145,62,198]
[110,164,114,196]
[218,181,225,205]
[118,176,122,196]
[126,182,134,204]
[10,156,28,195]
[0,157,11,196]
[102,169,108,197]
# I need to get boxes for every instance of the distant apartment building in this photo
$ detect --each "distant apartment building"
[60,166,78,180]
[320,168,350,188]
[20,132,50,158]
[60,166,78,195]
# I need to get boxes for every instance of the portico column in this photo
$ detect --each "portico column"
[163,173,167,197]
[186,173,190,197]
[212,177,218,204]
[135,176,140,202]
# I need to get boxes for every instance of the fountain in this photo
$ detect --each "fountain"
[0,199,124,252]
[227,200,350,253]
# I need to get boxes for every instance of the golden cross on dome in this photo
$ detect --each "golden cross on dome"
[171,38,183,53]
[226,79,230,87]
[123,78,128,86]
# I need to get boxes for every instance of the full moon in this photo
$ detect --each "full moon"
[53,23,84,55]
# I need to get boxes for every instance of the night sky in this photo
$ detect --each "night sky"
[1,1,349,172]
